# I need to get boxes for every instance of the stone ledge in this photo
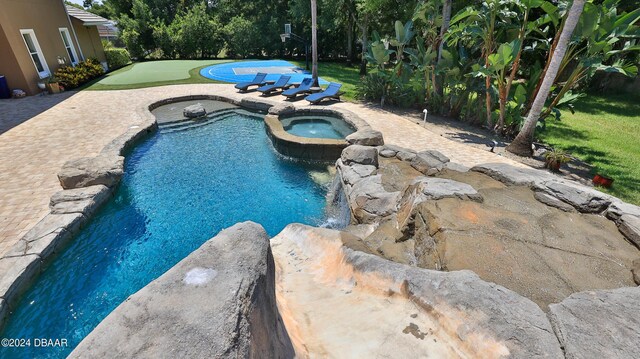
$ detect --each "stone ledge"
[471,162,553,186]
[0,212,86,316]
[100,119,157,157]
[618,214,640,248]
[548,287,640,359]
[50,185,112,216]
[70,222,294,358]
[533,180,612,214]
[0,255,42,306]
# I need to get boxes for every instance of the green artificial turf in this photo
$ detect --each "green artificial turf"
[538,92,640,205]
[84,60,231,90]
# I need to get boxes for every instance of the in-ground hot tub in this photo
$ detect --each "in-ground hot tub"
[264,109,364,161]
[281,114,356,140]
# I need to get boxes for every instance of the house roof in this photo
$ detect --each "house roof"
[65,5,110,26]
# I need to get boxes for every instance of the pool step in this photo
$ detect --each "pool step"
[159,108,237,128]
[159,113,236,134]
[158,109,263,134]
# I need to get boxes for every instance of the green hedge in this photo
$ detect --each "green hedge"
[54,58,105,89]
[105,48,131,70]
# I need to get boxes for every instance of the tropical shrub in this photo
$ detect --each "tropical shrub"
[354,0,639,141]
[105,47,131,70]
[54,59,105,89]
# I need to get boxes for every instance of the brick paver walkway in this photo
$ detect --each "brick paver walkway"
[0,84,521,256]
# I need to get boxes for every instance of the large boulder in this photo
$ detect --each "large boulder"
[346,175,400,223]
[183,103,206,118]
[346,129,384,146]
[58,156,124,189]
[268,102,296,115]
[396,149,417,162]
[70,222,294,359]
[411,177,482,202]
[410,150,450,176]
[336,160,376,186]
[340,145,379,167]
[548,287,640,359]
[271,224,563,358]
[618,214,640,248]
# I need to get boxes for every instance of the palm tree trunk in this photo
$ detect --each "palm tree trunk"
[346,17,354,66]
[525,20,564,114]
[311,0,319,86]
[435,0,452,98]
[506,0,586,156]
[437,0,452,64]
[485,55,493,127]
[359,13,369,76]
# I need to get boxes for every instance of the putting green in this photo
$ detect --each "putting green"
[98,60,229,85]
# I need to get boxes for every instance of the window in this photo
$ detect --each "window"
[59,28,78,65]
[20,29,50,78]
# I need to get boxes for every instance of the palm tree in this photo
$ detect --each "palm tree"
[506,0,587,156]
[437,0,452,64]
[311,0,319,86]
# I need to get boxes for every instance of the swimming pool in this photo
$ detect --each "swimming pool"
[0,101,331,358]
[281,115,356,140]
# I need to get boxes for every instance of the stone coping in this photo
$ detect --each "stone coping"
[0,92,373,330]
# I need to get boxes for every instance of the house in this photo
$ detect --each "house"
[0,1,111,95]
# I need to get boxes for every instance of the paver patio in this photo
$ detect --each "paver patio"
[0,84,523,257]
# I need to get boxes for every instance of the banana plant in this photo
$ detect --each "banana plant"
[493,0,547,133]
[407,37,438,104]
[388,20,415,77]
[449,0,524,126]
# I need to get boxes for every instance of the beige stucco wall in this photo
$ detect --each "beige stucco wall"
[0,22,27,94]
[70,17,106,65]
[0,0,83,94]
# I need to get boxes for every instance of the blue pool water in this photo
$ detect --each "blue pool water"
[0,103,330,358]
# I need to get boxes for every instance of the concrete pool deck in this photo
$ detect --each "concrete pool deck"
[0,84,524,257]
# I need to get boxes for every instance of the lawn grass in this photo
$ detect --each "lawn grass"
[538,92,640,205]
[83,60,231,91]
[290,61,362,101]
